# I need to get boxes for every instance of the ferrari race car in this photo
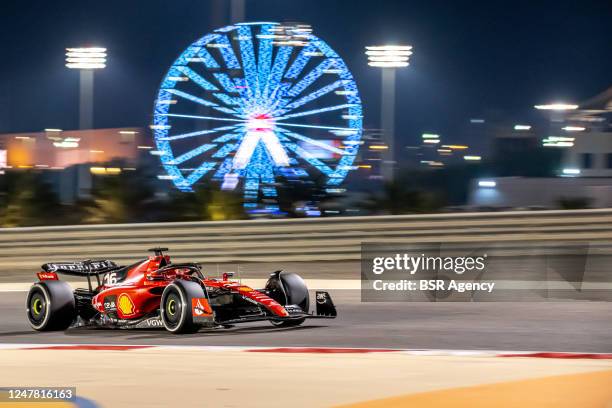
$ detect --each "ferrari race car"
[26,248,336,333]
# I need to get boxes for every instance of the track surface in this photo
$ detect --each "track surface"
[1,291,611,352]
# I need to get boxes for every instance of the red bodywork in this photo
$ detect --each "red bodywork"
[85,254,288,320]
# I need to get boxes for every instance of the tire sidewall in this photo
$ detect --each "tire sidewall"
[160,280,206,333]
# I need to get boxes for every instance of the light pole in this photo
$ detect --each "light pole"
[365,45,412,182]
[230,0,245,22]
[65,47,107,130]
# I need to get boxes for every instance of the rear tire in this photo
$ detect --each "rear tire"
[266,272,309,327]
[26,281,75,331]
[160,280,206,334]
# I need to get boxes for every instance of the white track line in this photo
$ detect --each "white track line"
[0,279,362,292]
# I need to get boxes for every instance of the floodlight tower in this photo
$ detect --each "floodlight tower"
[65,47,107,129]
[230,0,245,22]
[365,45,412,182]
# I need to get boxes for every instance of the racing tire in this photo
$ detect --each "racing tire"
[160,280,206,334]
[26,281,76,331]
[266,272,309,328]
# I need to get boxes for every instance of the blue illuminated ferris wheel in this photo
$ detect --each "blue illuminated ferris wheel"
[152,22,363,210]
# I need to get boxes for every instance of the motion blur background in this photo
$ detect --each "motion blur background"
[0,0,611,226]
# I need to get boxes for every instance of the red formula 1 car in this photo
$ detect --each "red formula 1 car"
[26,248,336,333]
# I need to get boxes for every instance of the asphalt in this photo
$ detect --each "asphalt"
[1,290,610,352]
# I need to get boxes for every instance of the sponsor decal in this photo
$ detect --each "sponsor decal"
[37,272,58,281]
[237,286,253,293]
[316,292,328,304]
[44,260,117,272]
[117,294,135,316]
[134,317,164,328]
[284,305,303,315]
[103,295,117,312]
[191,298,212,316]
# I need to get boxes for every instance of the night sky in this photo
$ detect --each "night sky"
[1,0,611,149]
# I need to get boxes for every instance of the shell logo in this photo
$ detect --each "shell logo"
[117,293,135,316]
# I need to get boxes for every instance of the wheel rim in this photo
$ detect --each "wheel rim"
[28,292,47,325]
[163,293,182,328]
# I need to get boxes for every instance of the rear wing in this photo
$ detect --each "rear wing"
[40,260,121,291]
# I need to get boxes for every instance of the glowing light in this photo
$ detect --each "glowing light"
[543,136,575,147]
[423,139,440,144]
[369,145,389,150]
[90,167,121,175]
[44,128,62,132]
[441,145,468,150]
[422,133,439,139]
[65,47,107,69]
[514,125,531,130]
[534,103,578,111]
[464,155,482,161]
[53,141,79,148]
[562,126,586,132]
[365,45,412,68]
[478,180,496,188]
[562,168,580,176]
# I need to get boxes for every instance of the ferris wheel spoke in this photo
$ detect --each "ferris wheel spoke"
[213,93,243,107]
[281,79,350,112]
[165,89,219,108]
[286,58,337,98]
[184,161,217,185]
[276,128,346,156]
[212,34,241,69]
[212,143,239,158]
[212,106,239,115]
[285,143,333,176]
[274,121,357,132]
[169,144,217,165]
[213,73,239,94]
[213,132,242,143]
[195,46,221,69]
[274,103,355,121]
[264,46,292,100]
[163,113,245,123]
[257,24,275,90]
[175,66,218,91]
[237,25,258,97]
[284,42,318,79]
[159,124,240,141]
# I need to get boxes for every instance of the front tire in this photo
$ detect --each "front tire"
[26,281,75,331]
[160,280,207,334]
[266,272,309,327]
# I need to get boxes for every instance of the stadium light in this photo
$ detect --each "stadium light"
[66,47,107,129]
[366,45,412,182]
[365,45,413,68]
[65,47,107,69]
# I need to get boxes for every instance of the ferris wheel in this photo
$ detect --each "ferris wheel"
[152,22,363,210]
